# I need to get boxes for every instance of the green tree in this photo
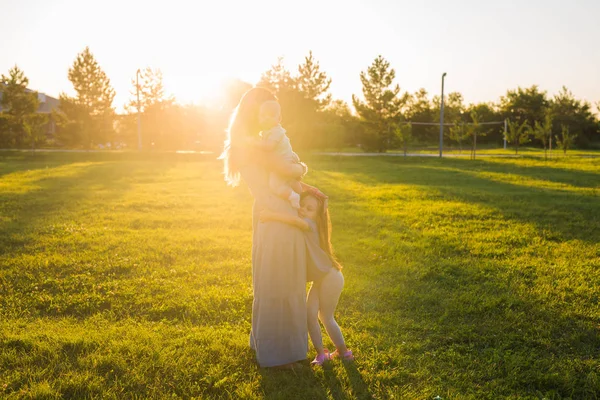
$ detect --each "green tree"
[405,88,435,143]
[127,67,173,112]
[447,122,470,154]
[257,57,318,150]
[352,55,407,152]
[550,86,598,148]
[0,114,10,147]
[430,92,466,146]
[257,57,295,94]
[0,66,47,148]
[500,85,549,129]
[465,102,504,144]
[506,119,530,154]
[57,47,116,148]
[126,67,178,150]
[294,52,335,149]
[394,122,412,156]
[325,99,365,150]
[296,51,332,111]
[446,92,466,123]
[256,57,345,151]
[318,100,352,150]
[531,113,553,160]
[468,110,485,160]
[29,114,49,150]
[556,124,577,155]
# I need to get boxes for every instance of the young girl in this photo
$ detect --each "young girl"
[260,192,354,365]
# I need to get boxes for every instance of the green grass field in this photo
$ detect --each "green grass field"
[1,152,599,399]
[316,146,600,157]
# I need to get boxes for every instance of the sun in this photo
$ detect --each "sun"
[165,73,227,107]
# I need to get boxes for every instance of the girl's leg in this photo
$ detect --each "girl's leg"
[307,282,325,355]
[317,270,347,354]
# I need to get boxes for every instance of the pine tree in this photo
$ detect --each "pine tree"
[127,67,173,112]
[257,57,295,95]
[0,66,46,147]
[352,55,407,152]
[57,47,115,148]
[256,58,316,149]
[126,67,176,149]
[296,51,332,111]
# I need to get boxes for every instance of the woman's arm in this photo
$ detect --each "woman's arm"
[300,182,328,199]
[259,210,310,231]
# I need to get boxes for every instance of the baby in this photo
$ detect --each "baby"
[257,100,305,208]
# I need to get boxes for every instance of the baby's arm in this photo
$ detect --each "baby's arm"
[259,210,310,231]
[255,127,285,152]
[244,136,277,152]
[254,139,278,152]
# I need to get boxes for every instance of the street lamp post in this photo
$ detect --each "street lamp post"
[136,69,142,150]
[504,119,508,149]
[439,72,447,158]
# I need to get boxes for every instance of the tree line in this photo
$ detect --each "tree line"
[1,48,599,152]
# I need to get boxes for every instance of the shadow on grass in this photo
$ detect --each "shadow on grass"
[312,154,599,187]
[1,162,131,248]
[0,153,78,178]
[316,156,599,244]
[0,157,177,235]
[312,157,600,397]
[338,362,375,400]
[364,238,600,397]
[259,365,330,400]
[0,158,177,320]
[446,156,599,188]
[257,359,376,399]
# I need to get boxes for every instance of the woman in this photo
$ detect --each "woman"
[222,88,313,368]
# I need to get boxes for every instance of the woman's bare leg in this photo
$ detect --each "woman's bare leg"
[307,282,325,356]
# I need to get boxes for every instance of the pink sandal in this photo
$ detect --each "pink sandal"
[331,349,354,361]
[310,350,331,366]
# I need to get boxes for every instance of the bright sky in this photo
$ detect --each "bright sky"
[2,0,599,112]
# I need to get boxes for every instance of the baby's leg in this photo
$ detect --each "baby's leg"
[317,270,347,352]
[307,282,324,354]
[269,172,292,199]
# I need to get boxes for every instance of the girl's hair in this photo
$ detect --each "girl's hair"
[220,87,277,187]
[301,192,343,271]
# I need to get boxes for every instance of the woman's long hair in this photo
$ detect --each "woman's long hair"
[302,193,343,271]
[220,87,277,187]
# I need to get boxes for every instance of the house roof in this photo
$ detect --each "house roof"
[0,84,60,113]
